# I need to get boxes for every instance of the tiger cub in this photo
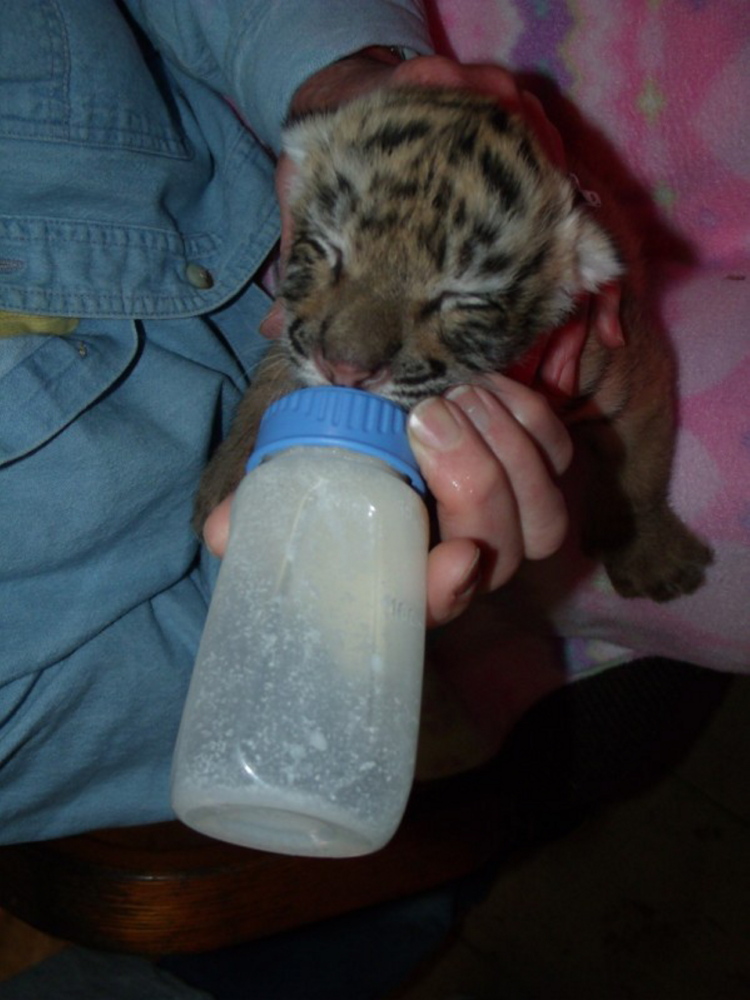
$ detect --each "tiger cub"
[195,86,712,602]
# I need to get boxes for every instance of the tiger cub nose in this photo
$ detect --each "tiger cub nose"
[316,355,390,390]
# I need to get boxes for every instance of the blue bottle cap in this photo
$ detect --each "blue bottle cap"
[246,387,425,494]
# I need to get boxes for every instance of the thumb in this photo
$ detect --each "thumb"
[203,493,234,558]
[426,540,482,629]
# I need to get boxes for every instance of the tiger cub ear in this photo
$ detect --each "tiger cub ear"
[282,116,331,167]
[565,210,624,294]
[281,117,337,211]
[281,126,309,167]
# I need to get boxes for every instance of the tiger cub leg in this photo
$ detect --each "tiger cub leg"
[192,342,300,534]
[576,392,713,602]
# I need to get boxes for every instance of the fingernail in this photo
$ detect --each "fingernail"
[408,397,464,453]
[446,385,492,433]
[444,384,473,404]
[454,547,482,601]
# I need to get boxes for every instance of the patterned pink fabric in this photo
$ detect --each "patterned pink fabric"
[429,0,750,677]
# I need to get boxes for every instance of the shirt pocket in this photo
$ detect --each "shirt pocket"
[0,0,190,158]
[0,322,139,467]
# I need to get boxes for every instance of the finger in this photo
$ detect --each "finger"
[259,300,286,340]
[203,493,233,558]
[446,386,570,561]
[391,55,521,106]
[274,153,296,267]
[408,396,525,590]
[519,90,566,168]
[466,377,574,476]
[591,281,625,348]
[260,153,298,341]
[535,296,591,402]
[425,539,482,629]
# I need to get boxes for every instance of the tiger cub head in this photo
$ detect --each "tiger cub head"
[280,86,621,406]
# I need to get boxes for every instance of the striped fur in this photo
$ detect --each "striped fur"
[195,86,712,603]
[280,87,621,406]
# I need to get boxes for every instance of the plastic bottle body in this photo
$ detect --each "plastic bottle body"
[172,445,428,857]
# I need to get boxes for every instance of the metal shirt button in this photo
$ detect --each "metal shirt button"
[185,263,214,289]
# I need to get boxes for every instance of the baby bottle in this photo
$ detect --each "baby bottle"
[171,387,429,857]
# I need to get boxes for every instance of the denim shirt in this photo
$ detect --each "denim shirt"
[0,0,431,842]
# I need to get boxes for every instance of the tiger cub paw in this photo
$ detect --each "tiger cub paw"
[603,509,713,602]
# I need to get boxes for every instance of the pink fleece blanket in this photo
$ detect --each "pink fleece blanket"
[429,0,750,682]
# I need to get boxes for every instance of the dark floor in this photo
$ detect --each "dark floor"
[391,673,750,1000]
[2,674,749,999]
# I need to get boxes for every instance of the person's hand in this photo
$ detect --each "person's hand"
[408,375,572,626]
[203,373,573,628]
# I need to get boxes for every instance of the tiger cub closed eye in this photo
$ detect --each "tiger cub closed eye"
[195,85,712,602]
